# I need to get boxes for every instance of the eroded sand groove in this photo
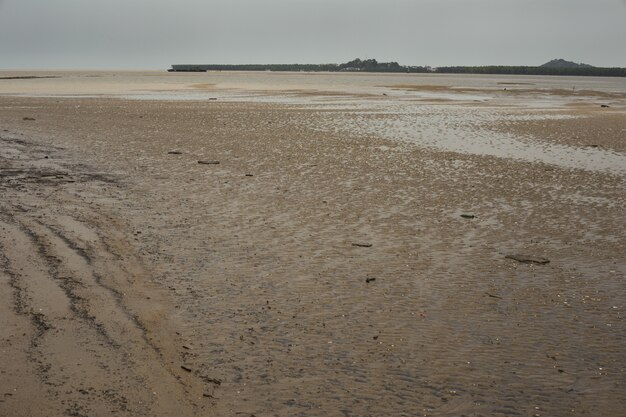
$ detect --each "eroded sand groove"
[0,134,208,417]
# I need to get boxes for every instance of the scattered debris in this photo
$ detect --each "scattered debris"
[352,243,372,248]
[485,292,503,299]
[365,277,376,283]
[460,214,475,219]
[198,160,220,165]
[202,376,222,386]
[505,254,550,265]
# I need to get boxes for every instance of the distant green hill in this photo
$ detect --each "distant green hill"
[541,59,594,69]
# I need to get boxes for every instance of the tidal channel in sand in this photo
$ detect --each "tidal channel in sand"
[1,71,625,417]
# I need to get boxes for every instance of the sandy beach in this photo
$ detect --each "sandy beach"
[1,72,625,417]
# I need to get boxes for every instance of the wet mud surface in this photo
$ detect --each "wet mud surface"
[1,94,625,417]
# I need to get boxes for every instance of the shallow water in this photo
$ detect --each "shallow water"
[302,104,626,175]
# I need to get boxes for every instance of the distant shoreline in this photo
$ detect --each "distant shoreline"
[0,75,61,80]
[169,64,626,77]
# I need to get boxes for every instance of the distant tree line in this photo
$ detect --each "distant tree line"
[170,58,430,73]
[170,59,626,77]
[336,58,430,73]
[436,66,626,77]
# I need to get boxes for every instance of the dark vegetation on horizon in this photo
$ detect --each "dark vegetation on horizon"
[433,66,626,77]
[171,59,430,74]
[169,58,626,77]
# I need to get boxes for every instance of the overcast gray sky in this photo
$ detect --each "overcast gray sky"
[0,0,625,69]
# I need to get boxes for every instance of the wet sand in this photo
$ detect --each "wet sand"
[387,83,626,100]
[1,73,625,416]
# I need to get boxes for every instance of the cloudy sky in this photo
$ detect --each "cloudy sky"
[0,0,625,69]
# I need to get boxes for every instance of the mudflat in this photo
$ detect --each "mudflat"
[0,72,625,417]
